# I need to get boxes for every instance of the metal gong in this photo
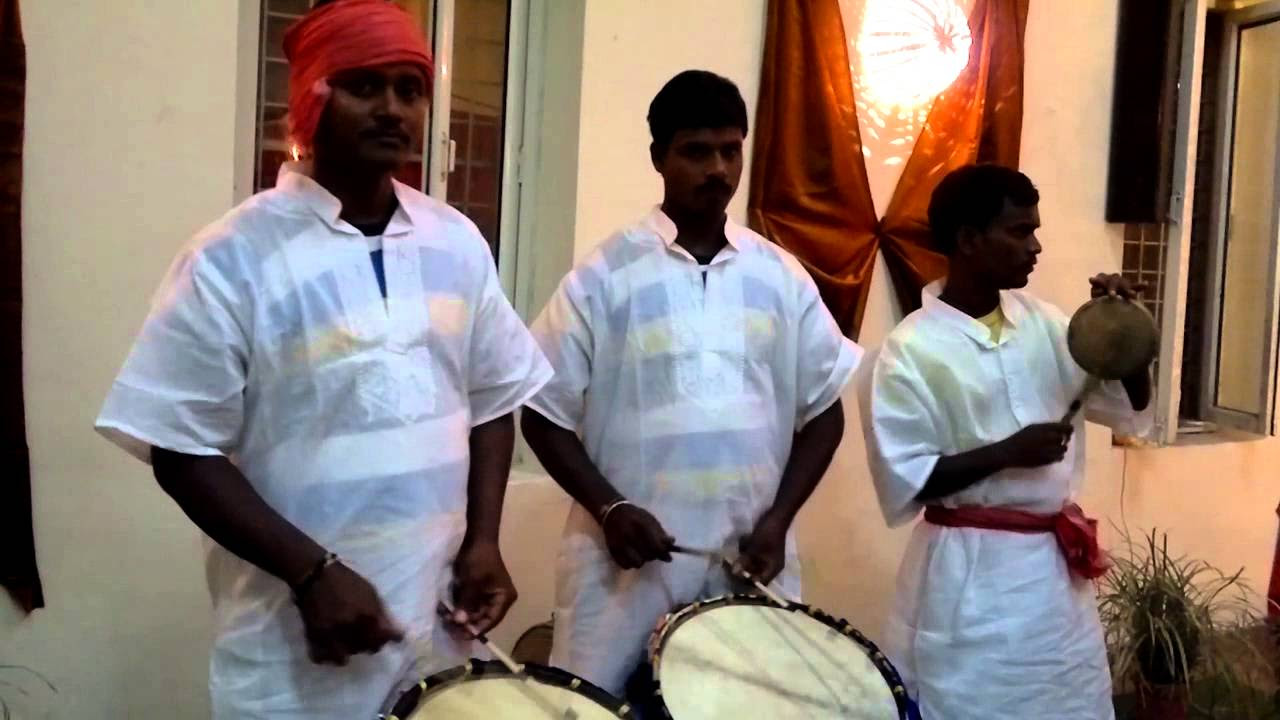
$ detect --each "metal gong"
[1066,296,1159,380]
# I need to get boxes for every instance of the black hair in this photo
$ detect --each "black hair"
[647,70,748,154]
[927,164,1040,256]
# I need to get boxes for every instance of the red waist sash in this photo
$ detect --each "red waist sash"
[924,503,1111,580]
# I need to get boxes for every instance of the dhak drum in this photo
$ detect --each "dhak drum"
[647,595,911,720]
[385,659,636,720]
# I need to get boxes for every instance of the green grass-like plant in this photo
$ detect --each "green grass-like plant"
[1098,528,1276,718]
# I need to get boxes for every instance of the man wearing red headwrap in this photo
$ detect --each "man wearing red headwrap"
[285,0,434,153]
[95,2,551,718]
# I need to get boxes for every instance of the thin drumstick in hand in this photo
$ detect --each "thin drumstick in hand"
[672,545,794,608]
[437,601,524,675]
[671,544,725,561]
[738,572,793,609]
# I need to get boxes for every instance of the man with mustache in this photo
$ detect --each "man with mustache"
[521,70,862,704]
[95,2,550,717]
[858,164,1151,719]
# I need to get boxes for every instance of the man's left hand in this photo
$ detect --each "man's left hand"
[1089,273,1146,301]
[448,540,517,637]
[733,513,788,586]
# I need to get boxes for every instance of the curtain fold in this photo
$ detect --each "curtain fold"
[0,0,43,614]
[747,0,879,335]
[749,0,1029,336]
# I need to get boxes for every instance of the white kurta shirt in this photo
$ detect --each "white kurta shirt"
[528,207,862,694]
[95,168,551,720]
[858,280,1151,720]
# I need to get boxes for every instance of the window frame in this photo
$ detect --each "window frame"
[426,0,539,312]
[1153,0,1280,445]
[1197,1,1280,435]
[1151,0,1210,445]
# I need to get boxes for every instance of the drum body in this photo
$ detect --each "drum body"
[647,595,910,720]
[386,659,635,720]
[1067,296,1159,379]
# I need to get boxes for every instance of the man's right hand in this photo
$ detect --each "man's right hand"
[295,561,404,666]
[601,503,675,569]
[998,422,1074,468]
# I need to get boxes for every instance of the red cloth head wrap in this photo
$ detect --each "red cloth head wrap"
[283,0,434,150]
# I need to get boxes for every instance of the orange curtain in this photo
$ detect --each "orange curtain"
[748,0,879,336]
[749,0,1029,338]
[0,0,41,614]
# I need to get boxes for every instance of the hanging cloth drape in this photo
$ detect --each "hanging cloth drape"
[748,0,1029,338]
[0,0,43,614]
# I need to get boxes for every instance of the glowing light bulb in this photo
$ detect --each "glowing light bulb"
[855,0,971,115]
[290,144,302,162]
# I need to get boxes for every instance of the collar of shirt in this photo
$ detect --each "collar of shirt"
[277,162,418,239]
[642,205,743,266]
[921,278,1027,348]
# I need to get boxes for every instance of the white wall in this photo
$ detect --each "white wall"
[571,0,768,252]
[2,2,242,718]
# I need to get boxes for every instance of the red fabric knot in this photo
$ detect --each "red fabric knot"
[1053,503,1110,580]
[924,502,1111,581]
[283,0,434,150]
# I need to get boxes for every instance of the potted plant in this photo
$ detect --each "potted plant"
[0,664,55,720]
[1098,529,1275,719]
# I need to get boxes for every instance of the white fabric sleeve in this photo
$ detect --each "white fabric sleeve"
[794,277,864,427]
[1084,378,1155,436]
[858,347,942,527]
[524,272,594,432]
[95,248,250,464]
[467,259,553,427]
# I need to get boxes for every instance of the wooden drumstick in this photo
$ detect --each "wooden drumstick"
[670,543,788,604]
[671,544,724,561]
[673,546,795,608]
[743,575,793,609]
[438,601,524,675]
[1061,376,1102,424]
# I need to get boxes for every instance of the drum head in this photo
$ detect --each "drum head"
[388,660,633,720]
[650,596,907,720]
[1067,296,1159,379]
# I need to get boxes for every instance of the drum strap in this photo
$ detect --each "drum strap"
[924,503,1110,580]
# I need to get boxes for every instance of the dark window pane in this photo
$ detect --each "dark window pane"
[259,150,288,190]
[264,59,289,107]
[262,105,289,144]
[265,14,292,62]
